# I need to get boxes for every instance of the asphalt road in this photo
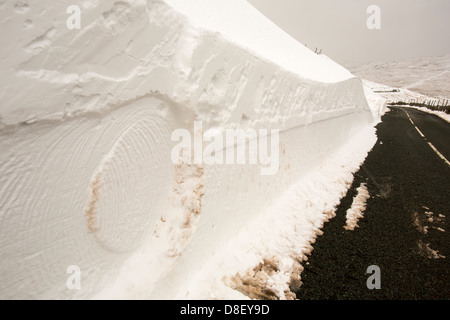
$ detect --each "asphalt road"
[294,106,450,300]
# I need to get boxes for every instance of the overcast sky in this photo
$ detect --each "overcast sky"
[248,0,450,67]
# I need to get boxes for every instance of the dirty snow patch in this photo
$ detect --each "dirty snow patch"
[344,183,370,231]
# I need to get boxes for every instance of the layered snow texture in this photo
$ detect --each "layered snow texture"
[0,0,377,299]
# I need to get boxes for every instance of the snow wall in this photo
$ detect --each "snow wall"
[0,0,378,299]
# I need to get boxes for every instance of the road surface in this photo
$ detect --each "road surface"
[295,106,450,300]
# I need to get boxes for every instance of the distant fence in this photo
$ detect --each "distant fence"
[387,99,450,114]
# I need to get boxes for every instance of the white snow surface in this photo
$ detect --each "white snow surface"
[363,79,450,123]
[347,55,450,99]
[164,0,353,83]
[0,0,379,299]
[344,183,370,231]
[349,55,450,123]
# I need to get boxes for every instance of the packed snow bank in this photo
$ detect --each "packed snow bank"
[362,80,389,119]
[344,183,370,231]
[165,125,378,300]
[164,0,354,83]
[0,0,375,299]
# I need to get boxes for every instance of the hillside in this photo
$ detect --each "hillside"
[347,55,450,99]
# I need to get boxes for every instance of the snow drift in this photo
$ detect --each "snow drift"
[0,0,377,299]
